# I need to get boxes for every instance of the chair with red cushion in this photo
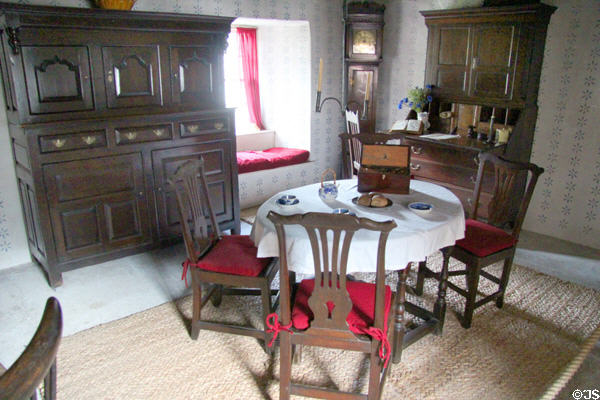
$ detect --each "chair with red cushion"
[168,159,280,352]
[415,152,544,328]
[267,211,397,400]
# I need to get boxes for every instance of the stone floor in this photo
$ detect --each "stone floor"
[0,222,598,396]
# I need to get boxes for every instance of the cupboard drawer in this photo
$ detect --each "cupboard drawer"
[406,140,480,170]
[115,124,173,145]
[39,130,107,153]
[180,116,230,137]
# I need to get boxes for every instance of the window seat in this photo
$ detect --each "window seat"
[237,147,310,174]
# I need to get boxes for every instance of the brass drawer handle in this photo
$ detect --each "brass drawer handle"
[410,163,421,171]
[214,122,224,130]
[82,136,96,145]
[473,156,480,167]
[467,198,473,206]
[125,132,137,140]
[411,146,423,155]
[470,175,476,184]
[153,128,165,137]
[187,125,199,133]
[53,139,66,148]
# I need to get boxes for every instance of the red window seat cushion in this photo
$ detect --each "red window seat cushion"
[291,278,392,334]
[195,235,271,277]
[237,147,310,174]
[456,219,517,257]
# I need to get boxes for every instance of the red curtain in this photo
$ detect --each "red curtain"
[237,27,265,130]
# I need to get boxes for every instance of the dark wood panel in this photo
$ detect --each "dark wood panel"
[39,130,106,153]
[170,46,222,108]
[102,45,162,109]
[180,116,229,137]
[21,45,94,114]
[115,124,172,145]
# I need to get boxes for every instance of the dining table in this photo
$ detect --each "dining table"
[251,177,466,362]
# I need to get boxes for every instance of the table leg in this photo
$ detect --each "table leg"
[433,246,451,335]
[392,263,411,364]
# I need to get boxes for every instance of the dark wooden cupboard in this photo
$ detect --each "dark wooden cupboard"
[0,3,238,287]
[413,3,555,217]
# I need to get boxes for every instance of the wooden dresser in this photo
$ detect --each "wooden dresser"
[0,3,239,287]
[405,3,555,217]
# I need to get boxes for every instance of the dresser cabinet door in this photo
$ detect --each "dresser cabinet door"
[170,46,223,108]
[152,140,233,238]
[469,23,520,101]
[427,26,471,98]
[21,46,94,114]
[102,46,162,109]
[43,154,151,261]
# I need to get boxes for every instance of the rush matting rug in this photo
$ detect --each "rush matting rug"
[56,254,600,400]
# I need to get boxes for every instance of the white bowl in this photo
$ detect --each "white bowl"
[408,202,433,216]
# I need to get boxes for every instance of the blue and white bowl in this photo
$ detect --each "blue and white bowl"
[408,202,433,216]
[277,195,299,207]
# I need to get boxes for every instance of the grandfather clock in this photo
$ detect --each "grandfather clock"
[344,1,384,133]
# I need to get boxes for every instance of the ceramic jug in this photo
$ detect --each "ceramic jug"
[319,168,339,202]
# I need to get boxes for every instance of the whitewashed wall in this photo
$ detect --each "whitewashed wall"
[0,0,346,270]
[377,0,600,250]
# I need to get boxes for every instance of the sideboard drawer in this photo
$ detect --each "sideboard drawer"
[115,124,173,145]
[180,116,230,137]
[39,130,107,153]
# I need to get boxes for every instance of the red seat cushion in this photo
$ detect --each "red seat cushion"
[456,219,517,257]
[195,235,271,277]
[237,147,310,174]
[291,278,392,335]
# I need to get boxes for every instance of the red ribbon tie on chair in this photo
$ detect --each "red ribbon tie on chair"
[362,326,391,368]
[265,313,293,347]
[181,259,197,288]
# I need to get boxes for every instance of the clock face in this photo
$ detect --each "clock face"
[352,29,376,55]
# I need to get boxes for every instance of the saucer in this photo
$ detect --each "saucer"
[408,202,433,216]
[277,198,299,207]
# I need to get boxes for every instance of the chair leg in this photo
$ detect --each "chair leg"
[496,255,514,309]
[392,265,410,364]
[433,248,450,334]
[367,346,383,400]
[279,332,292,400]
[210,284,223,307]
[261,281,273,354]
[461,263,481,329]
[292,345,302,364]
[414,260,427,296]
[191,282,202,340]
[43,361,57,400]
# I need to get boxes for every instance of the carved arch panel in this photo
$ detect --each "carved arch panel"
[22,46,94,114]
[170,46,223,108]
[102,45,162,109]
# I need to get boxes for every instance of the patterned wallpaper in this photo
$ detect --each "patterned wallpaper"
[377,0,599,250]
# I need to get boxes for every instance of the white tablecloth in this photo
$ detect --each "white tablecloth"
[251,179,465,274]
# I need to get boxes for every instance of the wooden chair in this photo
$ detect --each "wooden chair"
[0,297,62,400]
[339,132,406,179]
[168,159,280,352]
[343,108,362,178]
[415,152,544,328]
[267,211,397,400]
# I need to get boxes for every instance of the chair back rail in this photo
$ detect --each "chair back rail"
[472,152,544,238]
[0,297,62,400]
[168,159,221,261]
[268,212,395,335]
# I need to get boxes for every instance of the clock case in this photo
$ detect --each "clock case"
[358,144,411,194]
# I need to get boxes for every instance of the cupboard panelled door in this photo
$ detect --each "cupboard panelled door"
[470,24,519,100]
[21,46,94,114]
[43,154,151,261]
[170,46,221,108]
[431,26,471,97]
[102,45,162,109]
[152,141,233,238]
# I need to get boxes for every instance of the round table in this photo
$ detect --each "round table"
[251,178,465,274]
